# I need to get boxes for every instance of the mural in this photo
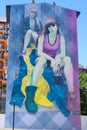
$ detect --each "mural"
[5,3,81,129]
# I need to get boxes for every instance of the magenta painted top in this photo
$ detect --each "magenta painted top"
[43,34,60,58]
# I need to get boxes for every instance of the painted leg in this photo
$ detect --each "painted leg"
[32,56,46,86]
[63,56,74,92]
[63,56,76,109]
[23,30,32,53]
[32,31,38,43]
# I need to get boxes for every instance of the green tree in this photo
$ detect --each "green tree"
[79,72,87,115]
[79,72,87,89]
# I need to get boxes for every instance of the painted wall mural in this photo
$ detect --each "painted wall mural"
[5,3,81,129]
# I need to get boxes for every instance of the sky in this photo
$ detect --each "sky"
[0,0,87,67]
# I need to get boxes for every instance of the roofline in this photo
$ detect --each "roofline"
[6,3,80,24]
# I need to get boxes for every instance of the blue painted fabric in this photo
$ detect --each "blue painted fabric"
[43,68,71,117]
[10,56,27,107]
[30,49,37,66]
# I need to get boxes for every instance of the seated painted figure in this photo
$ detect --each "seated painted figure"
[22,6,42,54]
[28,17,76,113]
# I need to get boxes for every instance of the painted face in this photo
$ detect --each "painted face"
[29,9,37,18]
[48,23,58,33]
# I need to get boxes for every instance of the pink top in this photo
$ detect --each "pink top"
[43,34,60,58]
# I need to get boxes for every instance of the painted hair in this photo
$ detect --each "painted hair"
[45,17,59,34]
[38,17,60,38]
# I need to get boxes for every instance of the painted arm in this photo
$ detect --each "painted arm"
[60,35,66,58]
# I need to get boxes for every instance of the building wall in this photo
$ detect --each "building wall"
[0,18,8,114]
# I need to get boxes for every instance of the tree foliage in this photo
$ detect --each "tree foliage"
[79,72,87,115]
[79,72,87,89]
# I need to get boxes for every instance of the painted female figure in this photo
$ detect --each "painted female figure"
[25,17,76,116]
[22,6,42,54]
[32,17,76,109]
